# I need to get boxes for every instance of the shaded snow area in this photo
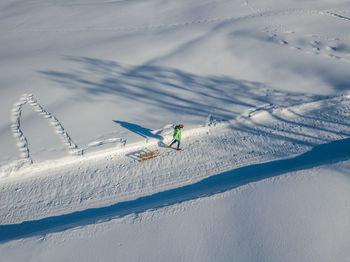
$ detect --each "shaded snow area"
[1,0,350,261]
[2,163,350,262]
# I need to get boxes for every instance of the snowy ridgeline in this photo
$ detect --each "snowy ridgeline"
[2,162,349,262]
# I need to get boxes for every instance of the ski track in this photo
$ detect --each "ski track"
[1,94,350,238]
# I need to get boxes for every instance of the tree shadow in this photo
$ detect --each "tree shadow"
[39,56,349,147]
[39,56,325,121]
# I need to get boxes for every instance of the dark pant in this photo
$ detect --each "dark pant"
[170,139,181,148]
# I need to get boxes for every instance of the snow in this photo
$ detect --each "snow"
[1,0,350,261]
[1,164,350,262]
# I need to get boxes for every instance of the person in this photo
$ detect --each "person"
[168,124,184,150]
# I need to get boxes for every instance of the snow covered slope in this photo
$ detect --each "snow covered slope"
[1,0,350,165]
[2,162,350,262]
[0,93,350,225]
[1,94,350,261]
[1,0,350,261]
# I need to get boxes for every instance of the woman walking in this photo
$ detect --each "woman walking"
[168,124,184,150]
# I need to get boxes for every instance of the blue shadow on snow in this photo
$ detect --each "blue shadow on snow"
[0,138,350,243]
[113,120,163,140]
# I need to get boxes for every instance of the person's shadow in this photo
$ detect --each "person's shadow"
[113,120,164,142]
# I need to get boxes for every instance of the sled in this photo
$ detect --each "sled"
[138,150,159,162]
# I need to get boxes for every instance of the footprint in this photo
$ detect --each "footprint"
[11,94,81,164]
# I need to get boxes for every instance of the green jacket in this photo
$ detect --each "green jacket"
[173,126,181,140]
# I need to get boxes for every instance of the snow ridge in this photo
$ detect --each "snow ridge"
[11,94,82,165]
[1,136,350,243]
